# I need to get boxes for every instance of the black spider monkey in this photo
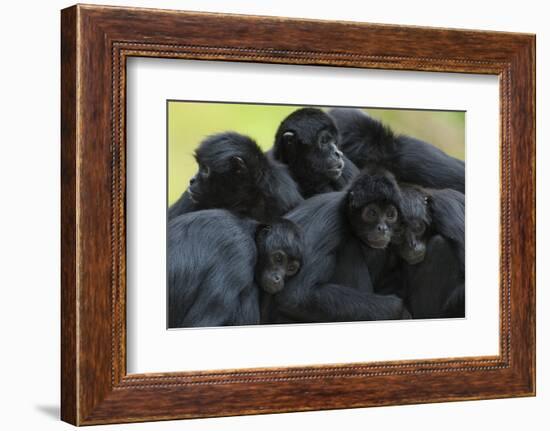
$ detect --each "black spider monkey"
[263,170,410,324]
[168,210,304,328]
[329,108,465,193]
[168,132,303,222]
[271,108,359,198]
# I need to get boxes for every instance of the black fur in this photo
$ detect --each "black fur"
[168,210,305,328]
[328,108,465,193]
[255,219,304,272]
[348,170,402,209]
[405,235,463,318]
[271,108,359,198]
[443,282,465,318]
[167,111,466,325]
[168,210,260,328]
[429,188,465,273]
[168,132,303,222]
[255,218,304,295]
[383,184,465,318]
[265,171,409,324]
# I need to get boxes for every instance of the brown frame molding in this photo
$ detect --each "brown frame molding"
[61,4,536,425]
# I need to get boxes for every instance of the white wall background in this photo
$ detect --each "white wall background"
[0,0,546,429]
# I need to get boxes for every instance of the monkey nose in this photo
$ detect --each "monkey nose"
[272,274,282,283]
[329,160,344,174]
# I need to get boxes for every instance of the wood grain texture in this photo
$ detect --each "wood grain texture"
[60,4,536,425]
[60,5,78,425]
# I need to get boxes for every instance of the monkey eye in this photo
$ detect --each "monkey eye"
[318,130,333,147]
[287,261,300,276]
[362,205,378,222]
[411,221,425,235]
[199,164,210,177]
[272,251,285,265]
[386,205,398,221]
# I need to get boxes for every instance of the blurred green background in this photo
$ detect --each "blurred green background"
[168,102,465,205]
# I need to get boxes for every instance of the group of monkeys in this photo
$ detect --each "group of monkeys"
[167,107,465,328]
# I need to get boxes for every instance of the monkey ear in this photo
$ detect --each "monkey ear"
[282,131,296,148]
[231,156,247,174]
[276,131,295,164]
[255,224,272,238]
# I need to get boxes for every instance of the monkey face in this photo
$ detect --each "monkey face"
[349,201,400,249]
[258,249,301,294]
[275,108,347,183]
[314,129,345,179]
[281,127,344,181]
[394,219,427,264]
[187,159,211,202]
[255,220,304,294]
[393,185,431,265]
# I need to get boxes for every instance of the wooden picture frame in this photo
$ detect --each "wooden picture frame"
[61,4,535,425]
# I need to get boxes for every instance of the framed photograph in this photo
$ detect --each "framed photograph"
[61,4,535,425]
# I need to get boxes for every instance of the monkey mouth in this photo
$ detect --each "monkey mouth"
[326,167,343,179]
[368,241,389,249]
[402,252,425,265]
[327,159,345,178]
[366,236,391,249]
[188,190,199,203]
